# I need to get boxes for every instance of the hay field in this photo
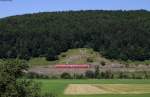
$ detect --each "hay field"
[36,79,150,97]
[65,84,150,95]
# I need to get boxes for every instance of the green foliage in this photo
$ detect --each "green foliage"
[87,57,94,62]
[100,61,106,66]
[73,74,86,79]
[143,71,149,79]
[94,65,100,78]
[0,10,150,61]
[118,72,129,79]
[0,59,56,97]
[46,48,58,61]
[0,60,34,97]
[85,70,95,78]
[60,72,72,79]
[24,72,49,79]
[0,59,28,79]
[37,79,150,97]
[16,79,41,97]
[28,57,53,66]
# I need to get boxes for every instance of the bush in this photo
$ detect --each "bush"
[132,73,136,79]
[100,71,114,79]
[16,79,41,97]
[118,72,129,79]
[46,55,58,61]
[94,65,100,78]
[85,70,94,78]
[101,61,106,66]
[134,76,143,79]
[143,71,149,79]
[87,57,94,62]
[104,71,112,79]
[96,74,102,79]
[73,74,86,79]
[46,48,58,61]
[19,54,31,61]
[61,72,72,79]
[25,72,49,79]
[100,72,105,78]
[50,76,59,79]
[61,54,66,57]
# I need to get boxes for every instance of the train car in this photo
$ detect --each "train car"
[55,64,90,68]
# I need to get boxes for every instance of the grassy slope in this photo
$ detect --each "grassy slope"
[28,48,150,66]
[28,48,117,66]
[28,57,57,66]
[36,79,150,97]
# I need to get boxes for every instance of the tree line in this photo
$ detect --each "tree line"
[0,10,150,61]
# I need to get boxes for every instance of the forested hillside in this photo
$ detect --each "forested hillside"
[0,10,150,61]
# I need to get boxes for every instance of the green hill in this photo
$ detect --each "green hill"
[29,48,150,66]
[0,10,150,61]
[29,48,115,66]
[57,48,113,64]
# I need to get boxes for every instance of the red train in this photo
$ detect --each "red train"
[55,64,90,68]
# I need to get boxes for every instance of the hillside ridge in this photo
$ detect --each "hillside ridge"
[0,10,150,61]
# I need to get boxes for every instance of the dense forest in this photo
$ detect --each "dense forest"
[0,10,150,61]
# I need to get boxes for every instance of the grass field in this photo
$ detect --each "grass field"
[36,79,150,97]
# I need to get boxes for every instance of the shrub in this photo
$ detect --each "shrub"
[87,57,94,62]
[118,72,129,79]
[61,54,66,57]
[61,72,72,79]
[125,64,129,68]
[100,61,106,66]
[94,65,100,78]
[119,72,124,79]
[143,71,149,79]
[85,70,94,78]
[46,48,58,61]
[100,71,113,79]
[135,76,143,79]
[19,54,31,61]
[73,74,86,79]
[25,72,49,79]
[96,74,102,79]
[132,73,136,79]
[146,63,149,66]
[100,72,105,78]
[50,76,59,79]
[104,71,112,79]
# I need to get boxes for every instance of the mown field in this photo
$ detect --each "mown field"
[36,79,150,97]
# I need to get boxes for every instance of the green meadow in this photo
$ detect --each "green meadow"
[36,79,150,97]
